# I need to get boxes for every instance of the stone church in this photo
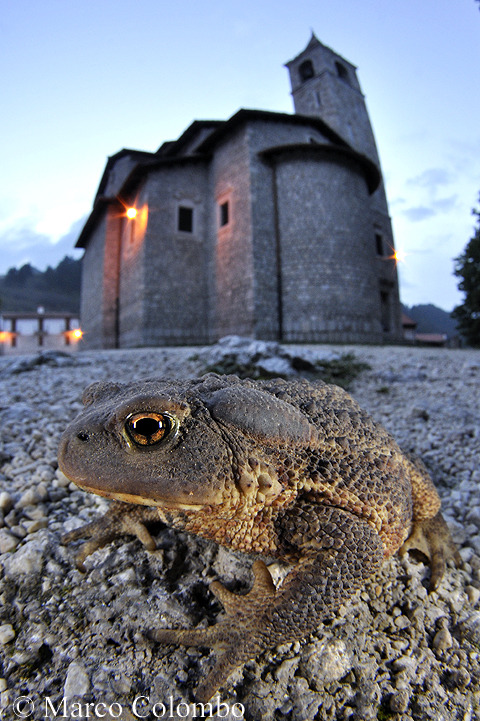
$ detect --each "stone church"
[76,34,403,348]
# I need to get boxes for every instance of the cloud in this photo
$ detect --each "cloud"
[402,206,437,222]
[388,196,407,208]
[406,168,454,192]
[401,195,458,223]
[431,195,458,213]
[0,217,85,275]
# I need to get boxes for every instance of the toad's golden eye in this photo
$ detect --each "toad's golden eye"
[125,412,174,446]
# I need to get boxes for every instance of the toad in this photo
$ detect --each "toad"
[58,374,459,701]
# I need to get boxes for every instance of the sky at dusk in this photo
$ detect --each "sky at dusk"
[1,0,479,312]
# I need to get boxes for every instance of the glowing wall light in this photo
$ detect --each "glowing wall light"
[65,328,83,344]
[126,207,137,219]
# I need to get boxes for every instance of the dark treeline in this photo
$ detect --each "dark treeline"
[0,256,81,313]
[401,303,458,338]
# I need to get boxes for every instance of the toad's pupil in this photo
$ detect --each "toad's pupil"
[133,417,163,437]
[125,411,172,446]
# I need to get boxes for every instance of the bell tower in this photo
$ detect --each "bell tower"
[285,33,382,169]
[285,33,403,342]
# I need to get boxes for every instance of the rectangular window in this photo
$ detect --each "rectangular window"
[178,206,193,233]
[375,233,383,256]
[220,200,229,227]
[380,291,391,332]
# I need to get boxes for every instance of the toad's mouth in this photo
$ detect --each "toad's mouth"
[74,482,206,511]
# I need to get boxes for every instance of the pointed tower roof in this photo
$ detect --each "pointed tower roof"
[285,32,356,71]
[305,31,321,50]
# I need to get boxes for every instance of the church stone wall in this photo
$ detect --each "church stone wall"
[141,162,210,346]
[273,152,383,343]
[207,127,255,341]
[247,120,337,340]
[117,185,148,347]
[79,213,107,349]
[80,206,125,350]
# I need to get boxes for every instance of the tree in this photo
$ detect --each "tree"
[4,263,35,287]
[452,201,480,347]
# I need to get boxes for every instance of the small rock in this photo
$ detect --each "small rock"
[469,536,480,555]
[466,586,480,606]
[0,624,15,644]
[460,611,480,645]
[0,493,13,513]
[459,546,474,563]
[111,567,136,585]
[55,469,71,487]
[35,483,49,501]
[392,655,418,674]
[23,506,47,521]
[450,667,471,688]
[389,689,410,713]
[64,661,90,697]
[15,489,40,509]
[303,639,352,688]
[257,357,294,377]
[274,657,299,683]
[9,463,38,478]
[0,529,19,553]
[10,525,28,539]
[2,540,45,577]
[432,627,453,653]
[24,519,48,534]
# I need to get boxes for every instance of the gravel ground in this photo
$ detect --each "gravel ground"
[0,344,479,720]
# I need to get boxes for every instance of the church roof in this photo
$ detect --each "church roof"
[259,142,380,194]
[76,108,380,249]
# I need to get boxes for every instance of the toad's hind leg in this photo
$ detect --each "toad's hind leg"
[400,512,462,591]
[151,504,384,702]
[401,452,461,590]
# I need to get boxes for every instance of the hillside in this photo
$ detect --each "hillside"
[402,303,458,338]
[0,257,81,313]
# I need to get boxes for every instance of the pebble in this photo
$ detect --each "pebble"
[64,661,90,697]
[15,489,40,509]
[392,656,418,674]
[2,540,45,577]
[466,586,480,606]
[0,493,12,513]
[303,640,352,686]
[389,689,410,713]
[451,668,471,688]
[9,525,27,539]
[9,463,38,478]
[23,519,48,534]
[0,529,19,553]
[274,657,299,683]
[432,626,453,653]
[0,624,15,644]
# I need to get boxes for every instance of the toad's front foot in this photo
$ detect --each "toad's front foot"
[150,560,277,702]
[62,501,160,571]
[400,511,462,591]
